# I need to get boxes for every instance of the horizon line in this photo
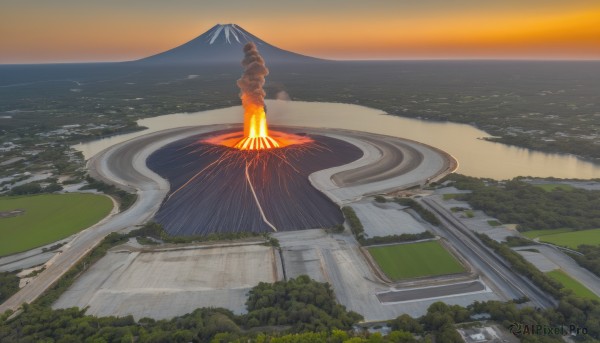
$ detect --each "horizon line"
[2,57,600,66]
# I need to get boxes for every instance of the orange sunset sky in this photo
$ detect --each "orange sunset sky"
[1,0,600,64]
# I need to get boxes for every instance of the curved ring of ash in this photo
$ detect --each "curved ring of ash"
[96,125,456,235]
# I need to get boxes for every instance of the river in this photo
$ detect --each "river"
[74,100,600,180]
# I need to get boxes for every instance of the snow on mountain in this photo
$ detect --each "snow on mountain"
[137,24,323,64]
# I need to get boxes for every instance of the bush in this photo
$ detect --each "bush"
[342,206,364,241]
[394,198,440,226]
[9,183,42,195]
[0,272,20,304]
[476,233,563,298]
[361,231,434,246]
[374,195,387,203]
[81,176,136,211]
[243,275,363,331]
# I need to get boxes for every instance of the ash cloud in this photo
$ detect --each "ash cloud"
[237,42,269,107]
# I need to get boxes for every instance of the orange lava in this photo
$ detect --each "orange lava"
[204,129,313,150]
[234,97,280,150]
[206,96,311,150]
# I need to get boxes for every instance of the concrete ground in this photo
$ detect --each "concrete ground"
[53,242,280,319]
[275,229,499,322]
[52,226,500,322]
[515,249,559,272]
[432,194,519,242]
[350,199,428,237]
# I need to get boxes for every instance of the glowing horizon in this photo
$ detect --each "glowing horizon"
[2,1,600,64]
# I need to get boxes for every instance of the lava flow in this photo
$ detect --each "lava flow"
[207,41,311,150]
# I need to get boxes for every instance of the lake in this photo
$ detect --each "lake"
[74,100,600,180]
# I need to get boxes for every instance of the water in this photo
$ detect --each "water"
[74,100,600,180]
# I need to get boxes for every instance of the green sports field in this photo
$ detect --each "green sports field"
[546,270,599,300]
[522,228,600,249]
[368,240,465,280]
[0,193,113,256]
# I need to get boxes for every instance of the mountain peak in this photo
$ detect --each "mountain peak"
[136,24,323,65]
[206,24,251,45]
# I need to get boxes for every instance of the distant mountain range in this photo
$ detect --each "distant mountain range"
[137,24,324,65]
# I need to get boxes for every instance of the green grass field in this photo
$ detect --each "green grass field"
[536,229,600,249]
[546,270,599,300]
[534,183,575,192]
[368,240,465,280]
[487,220,502,227]
[520,228,573,239]
[0,193,113,256]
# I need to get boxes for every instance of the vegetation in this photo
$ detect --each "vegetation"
[374,195,387,203]
[521,228,573,239]
[2,276,364,342]
[2,218,599,341]
[341,206,365,241]
[81,176,136,211]
[546,270,599,300]
[533,229,600,250]
[0,193,113,256]
[442,193,459,200]
[445,174,600,231]
[504,236,535,247]
[447,174,600,305]
[135,221,263,244]
[476,233,564,298]
[519,227,600,249]
[8,181,63,195]
[135,236,160,245]
[571,245,600,278]
[360,231,435,246]
[341,206,435,246]
[487,220,502,227]
[368,241,464,280]
[244,275,363,331]
[394,198,440,226]
[470,297,600,342]
[535,183,575,192]
[0,272,19,304]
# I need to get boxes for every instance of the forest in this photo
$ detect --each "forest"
[446,175,600,231]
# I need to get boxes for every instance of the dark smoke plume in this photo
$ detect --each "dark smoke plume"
[237,42,269,106]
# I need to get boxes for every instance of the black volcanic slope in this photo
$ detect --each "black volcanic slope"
[147,132,363,236]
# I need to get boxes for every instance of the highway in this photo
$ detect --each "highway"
[420,197,557,309]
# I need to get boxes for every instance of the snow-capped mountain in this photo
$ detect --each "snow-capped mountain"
[137,24,323,64]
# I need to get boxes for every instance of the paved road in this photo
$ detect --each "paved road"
[421,197,557,309]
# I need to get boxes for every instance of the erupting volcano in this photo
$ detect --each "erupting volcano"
[234,42,279,150]
[207,42,310,150]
